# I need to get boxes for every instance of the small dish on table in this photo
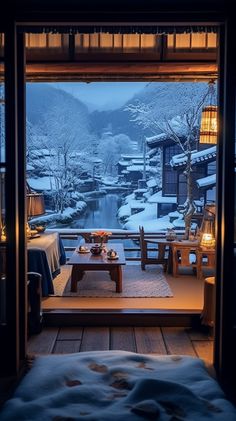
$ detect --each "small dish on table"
[107,255,119,260]
[77,245,90,254]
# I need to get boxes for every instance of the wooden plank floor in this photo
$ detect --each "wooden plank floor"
[28,326,214,366]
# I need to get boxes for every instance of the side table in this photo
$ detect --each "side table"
[201,276,215,327]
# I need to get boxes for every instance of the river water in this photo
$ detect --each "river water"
[60,192,139,258]
[71,193,123,229]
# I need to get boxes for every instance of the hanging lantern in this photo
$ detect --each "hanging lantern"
[199,80,218,144]
[199,105,218,144]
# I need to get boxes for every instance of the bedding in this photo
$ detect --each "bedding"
[1,351,236,420]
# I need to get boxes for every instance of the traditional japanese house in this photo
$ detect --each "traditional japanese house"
[170,145,217,206]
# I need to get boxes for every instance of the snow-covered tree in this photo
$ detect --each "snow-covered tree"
[98,132,134,176]
[26,96,93,212]
[125,82,217,238]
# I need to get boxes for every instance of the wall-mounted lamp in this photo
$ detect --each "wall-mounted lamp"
[199,80,218,144]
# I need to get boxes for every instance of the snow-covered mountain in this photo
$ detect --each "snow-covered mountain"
[26,83,90,137]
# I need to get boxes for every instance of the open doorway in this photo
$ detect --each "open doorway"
[25,80,216,316]
[23,27,218,317]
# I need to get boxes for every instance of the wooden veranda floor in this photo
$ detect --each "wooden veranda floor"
[43,272,204,311]
[28,326,214,367]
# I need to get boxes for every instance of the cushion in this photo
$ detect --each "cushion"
[1,351,236,420]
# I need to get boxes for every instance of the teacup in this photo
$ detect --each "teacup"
[79,245,87,252]
[107,249,117,258]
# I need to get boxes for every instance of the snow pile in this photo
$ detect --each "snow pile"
[148,191,177,204]
[31,203,87,225]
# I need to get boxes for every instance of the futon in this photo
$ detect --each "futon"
[1,351,236,420]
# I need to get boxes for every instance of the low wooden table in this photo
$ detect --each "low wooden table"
[68,243,126,293]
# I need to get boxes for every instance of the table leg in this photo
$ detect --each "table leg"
[115,266,122,293]
[109,266,122,292]
[70,266,84,292]
[167,246,173,274]
[109,268,115,283]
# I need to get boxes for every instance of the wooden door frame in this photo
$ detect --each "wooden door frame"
[1,4,236,397]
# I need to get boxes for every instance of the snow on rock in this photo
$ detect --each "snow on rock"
[124,204,173,231]
[146,178,158,188]
[31,203,87,225]
[172,217,185,228]
[168,210,181,218]
[117,203,132,220]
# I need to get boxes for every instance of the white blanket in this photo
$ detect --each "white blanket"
[1,351,236,420]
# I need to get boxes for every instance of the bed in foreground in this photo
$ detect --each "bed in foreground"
[1,351,236,420]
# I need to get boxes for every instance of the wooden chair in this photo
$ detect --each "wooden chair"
[171,241,198,277]
[139,226,169,271]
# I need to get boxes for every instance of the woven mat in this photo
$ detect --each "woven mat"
[53,265,173,298]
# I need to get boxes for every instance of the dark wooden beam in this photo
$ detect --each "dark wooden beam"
[24,62,217,82]
[214,18,236,399]
[2,22,20,376]
[17,32,27,367]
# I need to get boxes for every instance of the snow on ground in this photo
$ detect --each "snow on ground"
[118,191,176,231]
[124,204,174,232]
[147,190,177,204]
[30,202,87,225]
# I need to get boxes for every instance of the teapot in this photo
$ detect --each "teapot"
[90,244,102,255]
[165,228,177,241]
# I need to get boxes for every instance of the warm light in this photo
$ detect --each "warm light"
[0,223,6,241]
[200,233,215,248]
[199,105,218,144]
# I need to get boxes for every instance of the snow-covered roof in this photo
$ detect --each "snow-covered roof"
[121,154,143,159]
[118,161,130,166]
[134,189,148,193]
[170,146,216,168]
[148,191,177,204]
[132,159,147,164]
[196,174,216,188]
[127,165,152,172]
[31,148,56,157]
[28,177,57,191]
[89,157,102,163]
[146,133,169,147]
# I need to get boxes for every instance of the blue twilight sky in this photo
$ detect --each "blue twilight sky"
[51,82,147,111]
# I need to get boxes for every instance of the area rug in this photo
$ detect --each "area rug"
[53,265,173,298]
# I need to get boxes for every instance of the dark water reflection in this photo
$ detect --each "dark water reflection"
[71,194,123,229]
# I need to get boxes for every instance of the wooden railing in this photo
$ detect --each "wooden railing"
[46,228,177,262]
